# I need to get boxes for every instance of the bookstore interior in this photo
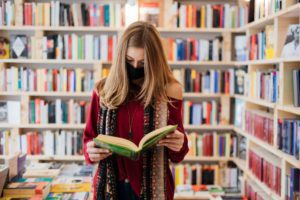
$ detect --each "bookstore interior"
[0,0,300,199]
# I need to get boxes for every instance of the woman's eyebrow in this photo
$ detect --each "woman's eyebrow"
[126,55,144,62]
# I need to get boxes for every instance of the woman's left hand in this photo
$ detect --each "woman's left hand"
[157,130,184,152]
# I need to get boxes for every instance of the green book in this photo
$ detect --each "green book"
[93,124,178,160]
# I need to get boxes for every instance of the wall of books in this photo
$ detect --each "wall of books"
[0,0,299,199]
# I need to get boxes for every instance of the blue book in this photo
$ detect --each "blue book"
[214,70,218,93]
[104,5,110,27]
[290,168,300,200]
[273,71,277,102]
[297,121,300,160]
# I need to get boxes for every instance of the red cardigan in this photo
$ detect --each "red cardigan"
[83,91,189,200]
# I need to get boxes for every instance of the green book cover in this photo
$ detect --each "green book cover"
[93,124,178,160]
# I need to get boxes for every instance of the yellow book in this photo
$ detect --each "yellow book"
[201,5,205,28]
[265,25,275,59]
[188,5,192,27]
[75,68,82,92]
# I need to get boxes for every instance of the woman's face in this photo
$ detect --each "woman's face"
[126,47,145,69]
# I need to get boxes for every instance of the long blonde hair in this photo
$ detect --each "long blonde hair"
[96,21,179,109]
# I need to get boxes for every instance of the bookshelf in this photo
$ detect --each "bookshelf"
[0,0,299,199]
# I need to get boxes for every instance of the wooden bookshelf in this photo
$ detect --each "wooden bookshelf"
[183,125,234,131]
[0,124,86,130]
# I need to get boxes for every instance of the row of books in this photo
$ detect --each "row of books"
[162,37,222,61]
[245,109,274,145]
[183,100,221,125]
[244,180,268,200]
[1,34,117,61]
[173,68,235,95]
[248,149,281,195]
[0,66,95,92]
[252,0,282,21]
[285,168,300,200]
[248,25,275,60]
[277,119,300,160]
[0,158,93,199]
[0,1,124,27]
[247,67,279,103]
[171,163,239,188]
[29,98,89,124]
[293,69,300,107]
[0,130,83,156]
[187,132,233,157]
[170,3,248,28]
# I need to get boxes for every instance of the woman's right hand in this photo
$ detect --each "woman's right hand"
[86,141,112,162]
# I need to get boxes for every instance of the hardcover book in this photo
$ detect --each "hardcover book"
[93,125,178,160]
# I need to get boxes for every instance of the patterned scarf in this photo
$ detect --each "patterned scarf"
[95,98,169,200]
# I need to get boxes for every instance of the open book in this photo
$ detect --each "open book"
[93,125,178,160]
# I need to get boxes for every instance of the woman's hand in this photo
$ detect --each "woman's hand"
[157,130,184,152]
[86,141,112,162]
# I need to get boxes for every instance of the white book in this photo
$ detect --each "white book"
[20,134,27,154]
[55,1,60,26]
[224,4,230,28]
[179,5,186,28]
[100,35,108,61]
[110,3,114,27]
[72,34,78,60]
[44,131,54,156]
[74,131,78,154]
[71,4,79,27]
[85,34,94,60]
[115,4,121,27]
[66,131,72,155]
[7,101,21,124]
[206,5,212,28]
[55,99,62,124]
[63,34,69,60]
[202,101,207,120]
[210,69,215,94]
[229,69,235,95]
[213,132,217,156]
[112,35,117,59]
[93,37,100,60]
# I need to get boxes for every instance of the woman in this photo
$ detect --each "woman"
[83,21,189,200]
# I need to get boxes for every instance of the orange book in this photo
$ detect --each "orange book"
[200,5,205,28]
[188,5,192,27]
[27,133,32,155]
[192,5,197,28]
[206,102,212,124]
[168,38,174,61]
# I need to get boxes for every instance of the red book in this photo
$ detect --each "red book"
[268,118,274,145]
[99,5,104,26]
[220,5,224,28]
[195,72,200,92]
[52,69,58,91]
[28,3,33,26]
[186,6,189,28]
[192,5,197,27]
[88,3,94,26]
[27,134,31,155]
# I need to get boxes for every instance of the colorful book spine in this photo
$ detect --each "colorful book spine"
[245,67,279,103]
[5,33,117,61]
[28,98,90,124]
[171,163,239,188]
[248,149,281,195]
[173,68,235,95]
[162,37,222,61]
[183,100,221,125]
[0,66,94,92]
[277,119,300,160]
[245,109,274,145]
[0,1,124,27]
[187,132,234,157]
[170,2,248,28]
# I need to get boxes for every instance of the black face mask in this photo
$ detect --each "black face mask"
[126,62,145,80]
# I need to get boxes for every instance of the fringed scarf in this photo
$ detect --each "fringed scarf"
[95,98,169,200]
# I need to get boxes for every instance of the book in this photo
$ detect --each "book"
[50,177,92,193]
[234,66,247,95]
[46,192,89,200]
[3,182,51,199]
[281,25,300,59]
[10,35,28,59]
[0,166,9,196]
[290,168,300,200]
[234,35,247,61]
[292,69,300,107]
[93,125,178,159]
[0,37,10,59]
